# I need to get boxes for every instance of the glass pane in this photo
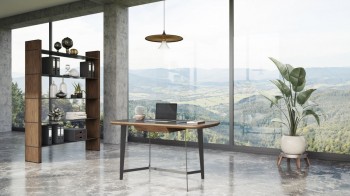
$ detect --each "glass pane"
[129,0,229,144]
[234,0,350,154]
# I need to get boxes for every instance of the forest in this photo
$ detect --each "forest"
[11,66,350,154]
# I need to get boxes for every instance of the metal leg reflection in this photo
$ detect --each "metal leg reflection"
[185,129,188,192]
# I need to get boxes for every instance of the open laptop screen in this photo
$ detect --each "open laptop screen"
[155,103,177,120]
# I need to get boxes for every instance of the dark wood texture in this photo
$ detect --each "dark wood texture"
[25,74,41,98]
[25,40,42,163]
[25,123,41,147]
[25,40,100,163]
[85,51,100,151]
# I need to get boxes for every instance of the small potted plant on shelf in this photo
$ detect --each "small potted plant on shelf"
[260,57,321,155]
[48,107,64,122]
[72,82,84,98]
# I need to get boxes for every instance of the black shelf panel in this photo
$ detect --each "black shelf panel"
[42,118,98,125]
[42,137,98,147]
[41,50,98,60]
[41,97,98,100]
[41,74,97,80]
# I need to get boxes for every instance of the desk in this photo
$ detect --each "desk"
[111,119,220,190]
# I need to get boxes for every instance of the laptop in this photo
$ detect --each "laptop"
[148,103,177,123]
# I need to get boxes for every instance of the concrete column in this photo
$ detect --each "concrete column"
[0,28,12,132]
[103,4,128,144]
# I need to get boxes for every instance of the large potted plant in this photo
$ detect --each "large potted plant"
[261,57,320,154]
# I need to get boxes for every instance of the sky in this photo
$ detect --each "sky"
[13,0,350,78]
[234,0,350,70]
[11,0,229,78]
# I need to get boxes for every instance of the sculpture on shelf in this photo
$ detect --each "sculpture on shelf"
[54,42,62,52]
[62,37,73,53]
[48,107,64,121]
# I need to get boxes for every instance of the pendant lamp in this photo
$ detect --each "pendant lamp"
[145,0,183,49]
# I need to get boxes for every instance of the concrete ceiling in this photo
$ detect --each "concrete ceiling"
[0,0,162,20]
[0,0,80,19]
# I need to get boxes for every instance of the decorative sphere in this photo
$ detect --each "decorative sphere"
[134,106,145,115]
[54,42,62,52]
[70,48,78,55]
[62,37,73,53]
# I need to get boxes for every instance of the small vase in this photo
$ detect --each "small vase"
[59,78,67,94]
[49,81,57,98]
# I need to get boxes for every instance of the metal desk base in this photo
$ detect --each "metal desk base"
[119,125,204,192]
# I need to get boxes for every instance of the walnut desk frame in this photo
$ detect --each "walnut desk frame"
[110,119,220,191]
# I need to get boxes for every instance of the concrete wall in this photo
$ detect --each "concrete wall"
[103,4,128,144]
[0,29,12,132]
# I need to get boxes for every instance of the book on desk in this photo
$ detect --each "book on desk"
[186,120,205,124]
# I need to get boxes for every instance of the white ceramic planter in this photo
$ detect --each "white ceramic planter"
[281,135,307,155]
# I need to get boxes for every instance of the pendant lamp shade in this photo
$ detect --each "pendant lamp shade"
[145,31,183,43]
[145,0,183,47]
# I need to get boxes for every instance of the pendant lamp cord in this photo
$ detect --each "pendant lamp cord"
[163,0,166,32]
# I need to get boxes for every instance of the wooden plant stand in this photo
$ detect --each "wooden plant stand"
[277,152,310,169]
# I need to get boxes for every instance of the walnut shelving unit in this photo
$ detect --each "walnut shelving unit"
[25,39,100,163]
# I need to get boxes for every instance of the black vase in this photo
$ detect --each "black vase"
[62,37,73,54]
[56,90,66,98]
[54,42,62,52]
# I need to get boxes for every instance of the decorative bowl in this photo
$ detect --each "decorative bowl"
[133,114,145,121]
[70,48,78,55]
[56,90,67,98]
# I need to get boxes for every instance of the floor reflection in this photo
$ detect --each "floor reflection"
[1,132,350,195]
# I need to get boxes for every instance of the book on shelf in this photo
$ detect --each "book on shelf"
[186,120,205,124]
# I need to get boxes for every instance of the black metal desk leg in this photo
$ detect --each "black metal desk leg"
[197,128,204,179]
[120,125,127,180]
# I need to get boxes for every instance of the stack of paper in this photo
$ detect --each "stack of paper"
[65,112,87,120]
[187,120,205,124]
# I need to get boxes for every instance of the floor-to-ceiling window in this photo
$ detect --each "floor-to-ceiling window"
[234,0,350,154]
[129,0,229,144]
[12,13,103,130]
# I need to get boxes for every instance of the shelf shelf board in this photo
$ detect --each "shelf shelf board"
[42,118,98,125]
[41,97,98,100]
[41,50,98,60]
[42,137,98,147]
[41,74,97,80]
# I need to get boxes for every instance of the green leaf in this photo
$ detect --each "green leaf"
[293,79,305,92]
[271,79,291,97]
[260,91,278,106]
[297,89,316,105]
[286,64,294,81]
[271,118,287,126]
[289,67,306,87]
[302,109,320,125]
[269,57,289,81]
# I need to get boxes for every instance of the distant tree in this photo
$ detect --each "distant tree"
[12,82,25,127]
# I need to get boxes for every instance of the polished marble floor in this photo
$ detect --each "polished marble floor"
[1,131,350,195]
